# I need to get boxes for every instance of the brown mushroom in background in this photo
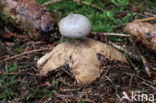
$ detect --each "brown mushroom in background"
[0,0,60,42]
[125,21,156,52]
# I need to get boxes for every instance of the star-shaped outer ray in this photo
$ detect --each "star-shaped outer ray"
[37,38,127,84]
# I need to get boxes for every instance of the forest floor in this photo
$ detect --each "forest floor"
[0,0,156,102]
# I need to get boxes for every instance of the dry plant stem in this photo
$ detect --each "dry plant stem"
[133,45,151,77]
[81,1,104,11]
[112,23,127,29]
[126,73,155,85]
[144,12,156,17]
[60,88,79,92]
[53,93,71,102]
[73,0,104,11]
[92,32,132,37]
[80,99,95,103]
[42,0,62,6]
[134,16,156,22]
[140,56,151,77]
[126,73,156,91]
[142,82,156,91]
[108,41,141,61]
[3,48,50,61]
[152,67,156,71]
[127,58,139,72]
[42,0,104,12]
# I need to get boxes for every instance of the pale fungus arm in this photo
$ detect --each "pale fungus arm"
[87,38,127,63]
[38,42,73,76]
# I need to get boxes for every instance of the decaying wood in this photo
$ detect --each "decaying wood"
[0,0,59,41]
[37,38,127,84]
[125,21,156,52]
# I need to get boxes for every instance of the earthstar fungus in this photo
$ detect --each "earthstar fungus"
[37,14,127,84]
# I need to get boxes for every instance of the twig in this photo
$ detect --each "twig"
[42,0,62,6]
[53,93,71,101]
[112,23,127,29]
[27,72,39,76]
[80,99,95,103]
[54,92,76,100]
[142,81,156,91]
[134,17,156,22]
[126,73,156,91]
[108,41,141,61]
[60,88,79,92]
[140,56,151,77]
[152,67,156,71]
[126,73,154,85]
[105,76,113,83]
[57,79,73,87]
[3,48,50,61]
[43,0,104,11]
[134,46,151,77]
[73,0,104,11]
[127,58,139,72]
[144,12,156,17]
[92,32,132,37]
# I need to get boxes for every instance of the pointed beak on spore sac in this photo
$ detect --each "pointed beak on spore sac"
[41,22,53,34]
[40,14,55,35]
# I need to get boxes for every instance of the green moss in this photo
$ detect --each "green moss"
[0,63,19,101]
[36,0,141,34]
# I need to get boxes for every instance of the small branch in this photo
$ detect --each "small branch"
[60,88,79,92]
[126,73,154,85]
[112,23,127,29]
[43,0,104,12]
[73,0,104,11]
[140,56,151,77]
[134,17,156,22]
[142,82,156,91]
[42,0,62,6]
[127,58,139,71]
[4,48,50,61]
[144,12,156,17]
[134,46,151,77]
[126,73,156,90]
[92,32,132,37]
